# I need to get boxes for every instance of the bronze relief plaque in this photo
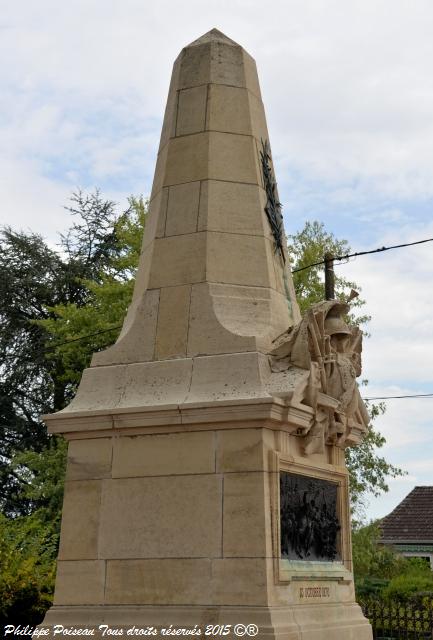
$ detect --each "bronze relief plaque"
[280,472,341,562]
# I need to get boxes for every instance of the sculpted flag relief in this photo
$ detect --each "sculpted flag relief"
[269,300,369,454]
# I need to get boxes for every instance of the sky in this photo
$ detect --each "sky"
[1,0,432,521]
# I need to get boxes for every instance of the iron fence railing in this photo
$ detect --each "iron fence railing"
[362,598,433,640]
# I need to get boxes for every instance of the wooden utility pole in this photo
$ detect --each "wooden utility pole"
[324,253,335,300]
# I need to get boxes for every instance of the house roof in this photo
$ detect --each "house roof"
[381,486,433,543]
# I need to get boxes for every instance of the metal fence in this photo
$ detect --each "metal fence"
[362,599,433,640]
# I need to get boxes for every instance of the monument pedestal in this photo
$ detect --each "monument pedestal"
[43,402,370,639]
[40,28,372,639]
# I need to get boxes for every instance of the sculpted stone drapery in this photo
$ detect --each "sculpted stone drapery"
[269,300,370,454]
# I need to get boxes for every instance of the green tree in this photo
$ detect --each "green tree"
[288,220,369,324]
[0,191,146,624]
[40,194,146,392]
[0,190,138,516]
[288,221,404,513]
[352,521,433,602]
[0,512,58,625]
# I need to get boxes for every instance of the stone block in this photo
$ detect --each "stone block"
[223,472,267,558]
[217,428,274,473]
[165,181,200,236]
[264,236,280,292]
[187,352,268,402]
[208,283,288,349]
[99,475,222,558]
[207,231,275,288]
[58,480,102,560]
[164,132,209,186]
[210,41,245,88]
[187,282,289,355]
[206,85,252,135]
[198,180,270,238]
[243,50,262,99]
[141,187,168,250]
[92,289,160,366]
[212,558,268,605]
[148,233,206,288]
[176,85,207,136]
[53,560,105,605]
[179,43,211,89]
[187,283,257,357]
[159,57,181,150]
[118,358,193,407]
[208,131,260,185]
[155,284,191,359]
[105,557,268,607]
[150,141,168,200]
[248,91,269,144]
[65,438,112,481]
[105,559,212,605]
[271,249,287,295]
[126,241,154,304]
[112,431,215,478]
[66,364,127,412]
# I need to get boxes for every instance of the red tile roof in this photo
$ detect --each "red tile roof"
[381,486,433,543]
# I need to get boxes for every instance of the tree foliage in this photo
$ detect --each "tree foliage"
[352,521,433,601]
[0,191,145,623]
[40,194,145,390]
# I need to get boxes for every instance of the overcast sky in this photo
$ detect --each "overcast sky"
[1,1,433,521]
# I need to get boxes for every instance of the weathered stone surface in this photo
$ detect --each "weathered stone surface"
[206,232,275,288]
[148,233,206,288]
[53,561,105,605]
[155,285,191,359]
[141,187,169,250]
[105,559,213,605]
[165,181,200,236]
[222,472,268,558]
[207,131,261,184]
[187,352,270,403]
[112,431,215,478]
[92,289,160,366]
[206,84,252,135]
[197,180,270,237]
[99,475,222,558]
[211,558,268,605]
[65,438,112,481]
[216,428,273,472]
[58,480,101,560]
[164,133,210,186]
[176,86,207,136]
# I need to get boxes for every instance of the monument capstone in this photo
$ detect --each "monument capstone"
[41,28,372,640]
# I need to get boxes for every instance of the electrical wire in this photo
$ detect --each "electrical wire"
[362,393,433,401]
[24,235,433,364]
[292,237,433,274]
[44,325,122,352]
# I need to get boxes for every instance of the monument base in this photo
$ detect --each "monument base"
[42,603,372,639]
[38,423,371,640]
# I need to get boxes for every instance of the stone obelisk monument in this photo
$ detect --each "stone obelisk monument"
[42,29,372,639]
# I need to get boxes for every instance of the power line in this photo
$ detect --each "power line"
[362,393,433,401]
[30,236,433,361]
[292,236,433,274]
[44,325,122,352]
